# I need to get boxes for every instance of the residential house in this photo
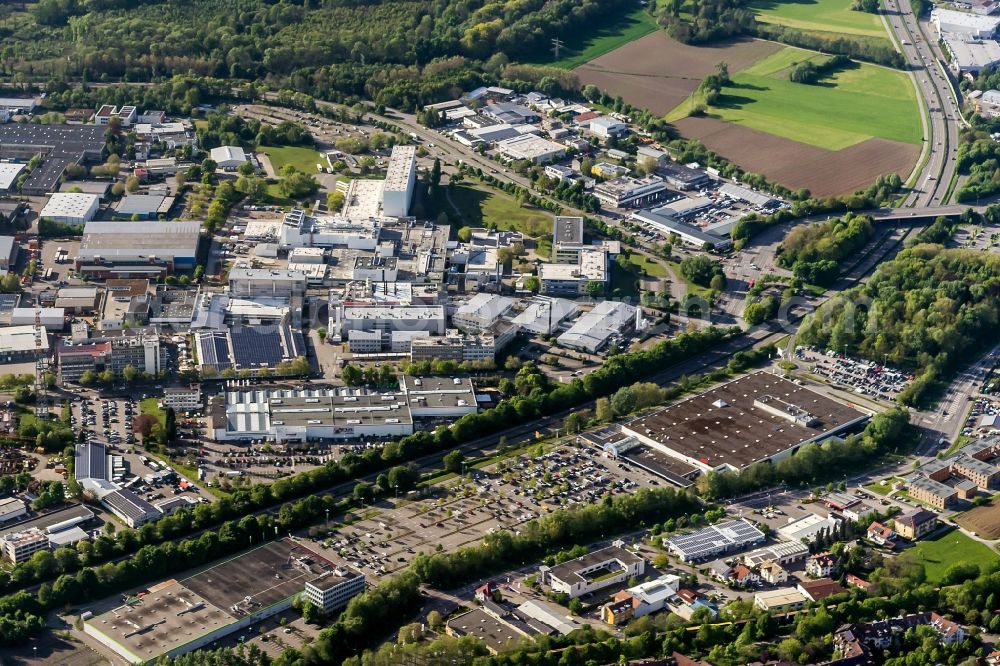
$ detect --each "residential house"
[797,578,845,602]
[866,521,895,546]
[894,509,938,541]
[806,552,836,578]
[758,561,788,585]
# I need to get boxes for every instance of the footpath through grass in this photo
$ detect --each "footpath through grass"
[750,0,889,41]
[910,529,999,583]
[667,46,921,150]
[531,5,657,69]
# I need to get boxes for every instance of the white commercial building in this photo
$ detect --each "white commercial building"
[932,8,1000,37]
[9,308,64,330]
[495,134,566,164]
[588,117,628,139]
[209,145,248,168]
[331,304,446,339]
[40,193,100,224]
[1,528,49,563]
[539,249,608,295]
[452,293,515,332]
[304,569,366,615]
[777,513,842,544]
[942,35,1000,72]
[510,297,579,335]
[594,176,669,209]
[540,543,644,599]
[0,325,49,361]
[557,301,638,353]
[0,163,25,192]
[381,145,416,217]
[229,268,307,299]
[162,385,203,412]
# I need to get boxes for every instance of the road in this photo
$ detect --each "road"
[883,0,963,207]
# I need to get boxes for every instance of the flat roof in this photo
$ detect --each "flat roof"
[0,325,48,353]
[115,194,168,216]
[79,221,201,259]
[0,162,25,191]
[85,540,335,662]
[547,545,642,586]
[553,216,584,245]
[622,372,868,471]
[384,145,415,192]
[41,192,99,219]
[447,608,524,652]
[0,504,93,538]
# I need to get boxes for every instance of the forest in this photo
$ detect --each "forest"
[797,240,1000,405]
[0,0,633,108]
[777,213,874,286]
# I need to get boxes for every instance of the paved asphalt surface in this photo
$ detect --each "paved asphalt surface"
[883,0,963,208]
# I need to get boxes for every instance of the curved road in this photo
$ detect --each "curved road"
[883,0,963,207]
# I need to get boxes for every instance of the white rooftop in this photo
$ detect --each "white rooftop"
[40,192,99,219]
[0,325,48,354]
[0,163,25,191]
[210,145,247,164]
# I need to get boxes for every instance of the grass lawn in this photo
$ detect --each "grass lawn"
[751,0,889,41]
[528,5,657,69]
[610,261,640,300]
[667,46,921,150]
[864,478,897,495]
[264,182,297,207]
[261,144,323,174]
[665,260,713,300]
[627,253,669,277]
[910,529,999,583]
[448,185,552,238]
[140,398,166,429]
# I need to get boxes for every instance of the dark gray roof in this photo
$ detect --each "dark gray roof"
[75,441,107,482]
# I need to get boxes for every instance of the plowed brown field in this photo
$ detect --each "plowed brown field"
[672,116,919,196]
[574,33,782,115]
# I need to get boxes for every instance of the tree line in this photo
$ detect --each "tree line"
[777,213,875,286]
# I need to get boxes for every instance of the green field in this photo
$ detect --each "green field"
[531,5,657,69]
[751,0,889,41]
[448,185,552,237]
[627,253,669,277]
[667,46,921,150]
[261,144,323,174]
[910,530,999,583]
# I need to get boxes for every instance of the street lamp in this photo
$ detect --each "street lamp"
[325,508,330,526]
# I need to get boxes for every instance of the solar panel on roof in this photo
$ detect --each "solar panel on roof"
[231,325,285,369]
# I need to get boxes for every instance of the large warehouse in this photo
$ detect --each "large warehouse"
[0,123,106,195]
[76,220,201,278]
[209,378,478,442]
[621,372,870,475]
[85,539,363,664]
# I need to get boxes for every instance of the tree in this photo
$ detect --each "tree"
[443,450,465,474]
[326,191,345,212]
[237,161,254,177]
[79,370,97,387]
[457,227,472,242]
[111,181,126,197]
[680,255,724,287]
[99,369,115,384]
[125,176,140,193]
[278,165,318,199]
[610,386,637,417]
[595,397,614,423]
[164,407,177,444]
[353,482,374,504]
[134,414,158,440]
[342,364,362,386]
[523,276,540,293]
[122,364,138,383]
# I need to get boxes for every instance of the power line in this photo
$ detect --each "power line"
[551,37,564,60]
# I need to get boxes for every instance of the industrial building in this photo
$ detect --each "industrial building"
[0,497,27,525]
[40,192,100,224]
[102,488,160,528]
[76,221,201,278]
[664,519,766,562]
[593,175,668,209]
[620,372,870,475]
[495,134,566,164]
[0,325,49,362]
[330,304,446,340]
[84,539,353,664]
[631,207,733,252]
[209,145,248,168]
[113,193,174,220]
[0,123,106,195]
[539,542,644,599]
[9,307,65,330]
[194,324,306,374]
[657,162,713,191]
[453,293,515,332]
[0,162,25,192]
[381,145,416,217]
[587,116,628,139]
[932,7,1000,37]
[0,236,15,276]
[510,296,579,335]
[228,268,307,299]
[557,301,638,353]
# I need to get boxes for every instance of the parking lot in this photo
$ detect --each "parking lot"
[303,442,667,582]
[802,347,912,401]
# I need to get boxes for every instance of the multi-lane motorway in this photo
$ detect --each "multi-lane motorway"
[883,0,963,207]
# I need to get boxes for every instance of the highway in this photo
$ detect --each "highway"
[883,0,963,207]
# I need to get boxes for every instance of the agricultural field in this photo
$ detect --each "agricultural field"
[574,32,782,115]
[955,502,1000,539]
[909,529,999,583]
[536,5,659,70]
[751,0,889,41]
[448,185,553,238]
[668,47,921,149]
